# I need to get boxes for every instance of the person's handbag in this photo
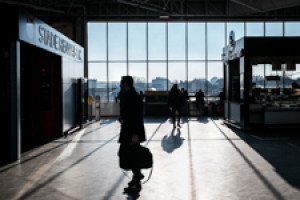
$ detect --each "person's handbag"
[119,144,153,170]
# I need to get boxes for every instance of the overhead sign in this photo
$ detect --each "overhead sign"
[38,25,82,61]
[18,9,83,62]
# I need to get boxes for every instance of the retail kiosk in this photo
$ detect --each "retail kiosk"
[222,33,300,128]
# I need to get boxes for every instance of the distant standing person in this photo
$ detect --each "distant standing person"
[139,90,145,102]
[181,87,189,115]
[195,89,205,116]
[118,76,146,193]
[218,89,225,115]
[181,88,189,102]
[168,84,184,128]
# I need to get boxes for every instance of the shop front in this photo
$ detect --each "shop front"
[0,6,84,164]
[222,34,300,128]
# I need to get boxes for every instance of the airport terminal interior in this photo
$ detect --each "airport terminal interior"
[1,0,300,199]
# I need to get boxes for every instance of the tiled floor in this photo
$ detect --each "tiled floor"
[1,117,300,200]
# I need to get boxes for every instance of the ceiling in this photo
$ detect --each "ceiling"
[2,0,300,21]
[3,0,300,45]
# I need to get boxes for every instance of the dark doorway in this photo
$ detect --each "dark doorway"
[20,43,62,152]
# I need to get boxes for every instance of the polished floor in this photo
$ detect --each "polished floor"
[1,117,300,200]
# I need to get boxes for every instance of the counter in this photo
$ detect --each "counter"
[249,104,300,124]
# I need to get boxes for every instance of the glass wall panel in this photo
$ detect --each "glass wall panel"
[188,62,206,93]
[168,23,186,60]
[108,63,126,101]
[148,23,166,60]
[168,62,186,90]
[108,23,127,61]
[252,64,265,89]
[285,22,300,36]
[89,63,107,81]
[88,23,107,61]
[207,61,223,96]
[128,23,147,60]
[227,22,244,44]
[246,22,264,36]
[285,64,300,88]
[207,23,225,60]
[188,23,205,60]
[148,62,167,90]
[89,63,107,102]
[128,62,147,92]
[265,64,283,88]
[265,22,283,36]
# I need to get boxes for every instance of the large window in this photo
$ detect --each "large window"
[89,63,107,102]
[148,23,166,61]
[252,64,265,89]
[88,23,107,61]
[168,62,186,90]
[207,23,225,60]
[188,23,205,60]
[285,22,300,36]
[88,21,300,102]
[108,23,127,61]
[148,62,167,90]
[246,22,264,36]
[286,64,300,87]
[188,62,206,93]
[265,22,283,36]
[168,23,186,60]
[207,61,223,96]
[108,63,126,101]
[265,64,283,88]
[128,62,147,92]
[128,23,146,61]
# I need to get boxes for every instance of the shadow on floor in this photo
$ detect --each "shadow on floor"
[213,120,300,191]
[100,118,118,125]
[144,117,168,124]
[161,128,184,153]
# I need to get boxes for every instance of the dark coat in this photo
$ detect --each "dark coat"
[196,90,205,104]
[168,88,184,108]
[118,88,146,144]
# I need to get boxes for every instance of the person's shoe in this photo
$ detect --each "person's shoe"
[136,173,144,181]
[128,173,144,186]
[124,183,142,194]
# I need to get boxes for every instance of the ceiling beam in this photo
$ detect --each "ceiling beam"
[230,0,263,13]
[116,0,170,14]
[0,0,65,14]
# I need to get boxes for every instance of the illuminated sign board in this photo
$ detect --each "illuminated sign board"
[38,25,82,60]
[19,9,83,62]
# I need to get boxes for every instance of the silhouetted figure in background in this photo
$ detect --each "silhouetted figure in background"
[181,88,189,102]
[118,76,146,194]
[181,87,189,116]
[139,90,144,102]
[195,89,205,116]
[168,84,184,128]
[292,82,300,91]
[218,89,225,115]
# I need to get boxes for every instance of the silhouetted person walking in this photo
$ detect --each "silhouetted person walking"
[168,84,184,128]
[118,76,146,194]
[195,89,205,116]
